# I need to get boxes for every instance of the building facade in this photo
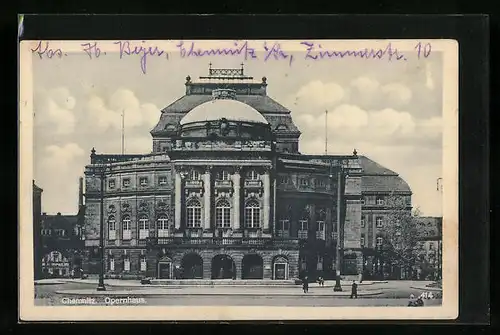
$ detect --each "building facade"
[36,178,86,278]
[415,216,443,280]
[33,181,43,280]
[82,66,412,281]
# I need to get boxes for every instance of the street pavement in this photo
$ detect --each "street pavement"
[34,280,442,306]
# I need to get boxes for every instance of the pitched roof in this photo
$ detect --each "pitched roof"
[358,155,398,175]
[358,155,411,194]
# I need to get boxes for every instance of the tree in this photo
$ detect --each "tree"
[379,193,420,279]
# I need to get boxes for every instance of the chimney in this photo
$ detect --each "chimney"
[78,177,84,207]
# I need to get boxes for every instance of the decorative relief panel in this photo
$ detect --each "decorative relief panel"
[121,202,131,213]
[107,204,117,215]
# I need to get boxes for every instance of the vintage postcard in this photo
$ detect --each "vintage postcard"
[19,39,458,321]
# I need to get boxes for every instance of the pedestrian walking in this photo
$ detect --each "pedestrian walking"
[302,276,309,293]
[350,280,358,299]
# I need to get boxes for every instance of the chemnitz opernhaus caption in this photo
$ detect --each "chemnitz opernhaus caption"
[81,65,413,282]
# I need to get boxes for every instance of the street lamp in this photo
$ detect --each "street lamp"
[89,150,108,292]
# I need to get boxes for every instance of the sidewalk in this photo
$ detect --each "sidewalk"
[37,278,387,288]
[54,286,384,298]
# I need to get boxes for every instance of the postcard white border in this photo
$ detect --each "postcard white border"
[19,39,459,321]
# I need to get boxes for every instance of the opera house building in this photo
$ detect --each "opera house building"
[82,66,412,281]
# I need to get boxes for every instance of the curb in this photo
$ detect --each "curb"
[410,286,442,292]
[54,290,384,298]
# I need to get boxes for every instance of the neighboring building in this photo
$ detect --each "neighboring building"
[38,178,86,278]
[33,181,43,280]
[82,66,412,281]
[415,216,443,280]
[357,157,413,280]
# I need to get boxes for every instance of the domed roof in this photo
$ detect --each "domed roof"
[180,98,269,126]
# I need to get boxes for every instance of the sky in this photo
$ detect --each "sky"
[31,40,444,216]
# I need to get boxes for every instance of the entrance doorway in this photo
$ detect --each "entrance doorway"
[211,255,235,279]
[181,253,204,279]
[273,256,289,280]
[242,254,263,279]
[157,256,173,279]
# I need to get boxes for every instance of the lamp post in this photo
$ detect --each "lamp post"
[90,159,108,292]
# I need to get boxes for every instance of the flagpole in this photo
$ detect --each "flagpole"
[121,109,125,155]
[325,110,328,155]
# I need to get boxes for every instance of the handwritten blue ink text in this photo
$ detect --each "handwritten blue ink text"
[114,41,169,74]
[301,41,406,62]
[177,41,258,60]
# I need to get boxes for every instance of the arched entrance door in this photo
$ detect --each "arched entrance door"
[211,255,235,279]
[242,254,263,279]
[181,253,203,279]
[157,256,173,279]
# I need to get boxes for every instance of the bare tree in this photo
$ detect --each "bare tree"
[379,193,420,279]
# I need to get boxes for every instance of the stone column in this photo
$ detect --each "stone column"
[263,169,271,231]
[204,166,211,230]
[232,167,241,230]
[174,169,182,230]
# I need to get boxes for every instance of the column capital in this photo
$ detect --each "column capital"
[233,166,242,174]
[205,165,213,173]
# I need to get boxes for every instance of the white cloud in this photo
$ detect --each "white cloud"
[350,76,380,93]
[380,83,412,106]
[85,89,160,132]
[286,80,345,113]
[34,87,77,135]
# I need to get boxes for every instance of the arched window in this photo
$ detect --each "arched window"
[376,236,383,246]
[122,215,131,240]
[216,199,231,228]
[246,170,259,181]
[108,215,116,240]
[165,124,176,131]
[245,200,261,228]
[139,215,149,240]
[51,251,62,262]
[186,199,202,228]
[157,215,170,237]
[189,169,201,181]
[217,170,231,181]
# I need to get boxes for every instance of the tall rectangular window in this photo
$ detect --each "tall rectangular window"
[376,217,384,228]
[139,217,149,239]
[140,257,147,271]
[316,221,325,240]
[122,216,131,240]
[109,257,115,271]
[277,219,290,237]
[108,216,116,240]
[157,216,170,237]
[298,220,308,239]
[124,257,130,272]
